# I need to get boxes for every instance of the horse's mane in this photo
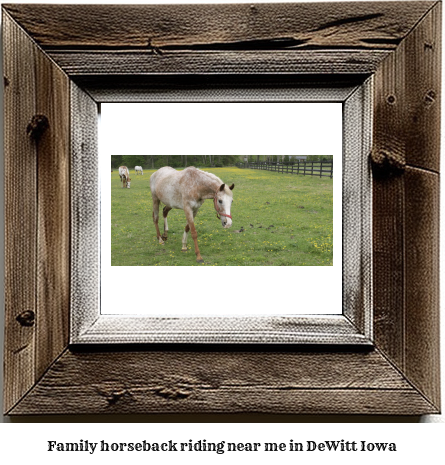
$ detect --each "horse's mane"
[188,167,223,185]
[199,168,223,184]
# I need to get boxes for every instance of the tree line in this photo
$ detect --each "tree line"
[247,155,334,164]
[111,155,333,169]
[111,155,239,169]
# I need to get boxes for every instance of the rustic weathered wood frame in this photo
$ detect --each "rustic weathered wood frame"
[3,2,441,415]
[72,82,372,345]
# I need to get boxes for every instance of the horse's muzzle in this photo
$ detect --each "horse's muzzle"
[223,219,232,229]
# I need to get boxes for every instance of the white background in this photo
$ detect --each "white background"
[100,102,342,316]
[0,0,444,461]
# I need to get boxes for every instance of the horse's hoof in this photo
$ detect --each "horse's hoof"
[158,239,164,245]
[161,235,168,241]
[181,248,187,252]
[196,258,204,264]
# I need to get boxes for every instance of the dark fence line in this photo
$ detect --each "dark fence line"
[236,161,333,178]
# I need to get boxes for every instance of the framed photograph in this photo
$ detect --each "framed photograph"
[3,2,440,415]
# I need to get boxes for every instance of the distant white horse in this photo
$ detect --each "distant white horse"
[150,166,234,263]
[135,166,143,175]
[118,166,131,188]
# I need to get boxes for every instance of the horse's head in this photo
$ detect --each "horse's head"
[123,175,131,188]
[214,183,234,228]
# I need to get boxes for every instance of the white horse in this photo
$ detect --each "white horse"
[118,166,131,188]
[150,166,234,263]
[135,166,143,175]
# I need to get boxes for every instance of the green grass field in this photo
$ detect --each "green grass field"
[111,167,333,266]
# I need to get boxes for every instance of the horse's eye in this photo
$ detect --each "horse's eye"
[219,200,222,204]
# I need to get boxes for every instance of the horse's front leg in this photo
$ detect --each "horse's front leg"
[184,207,203,263]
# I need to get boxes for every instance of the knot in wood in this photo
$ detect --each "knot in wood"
[424,90,436,105]
[16,310,35,327]
[27,114,49,140]
[105,390,128,405]
[96,385,130,405]
[154,386,191,400]
[370,149,405,178]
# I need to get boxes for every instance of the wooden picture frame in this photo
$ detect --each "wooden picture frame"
[2,2,440,415]
[73,84,370,345]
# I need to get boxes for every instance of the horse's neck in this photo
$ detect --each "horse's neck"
[198,174,221,199]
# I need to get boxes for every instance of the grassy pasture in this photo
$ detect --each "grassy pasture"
[111,167,333,266]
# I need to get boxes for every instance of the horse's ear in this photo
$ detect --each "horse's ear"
[229,183,235,190]
[219,184,225,192]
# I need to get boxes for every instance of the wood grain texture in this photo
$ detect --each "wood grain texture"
[47,50,391,77]
[3,12,38,414]
[1,2,434,80]
[84,80,358,104]
[69,83,100,339]
[2,2,435,50]
[76,74,366,103]
[372,2,441,411]
[404,2,441,172]
[8,349,437,415]
[372,9,408,371]
[75,316,370,345]
[3,11,71,412]
[404,167,440,408]
[372,2,441,172]
[342,81,373,337]
[35,44,71,380]
[372,175,405,368]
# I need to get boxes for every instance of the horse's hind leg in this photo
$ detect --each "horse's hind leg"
[152,197,164,245]
[162,206,172,241]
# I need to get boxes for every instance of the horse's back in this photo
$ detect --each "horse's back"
[150,166,177,191]
[150,166,184,207]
